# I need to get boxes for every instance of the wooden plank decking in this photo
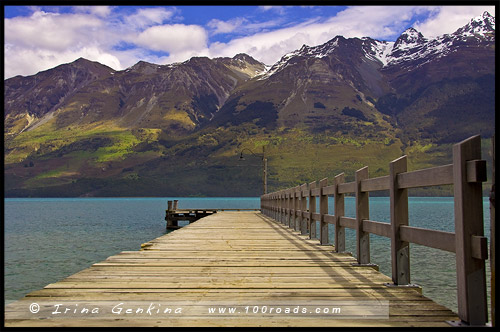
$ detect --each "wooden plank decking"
[4,211,459,327]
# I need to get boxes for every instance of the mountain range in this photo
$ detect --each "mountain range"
[4,12,495,197]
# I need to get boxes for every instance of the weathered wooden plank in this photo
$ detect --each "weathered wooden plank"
[319,178,329,245]
[311,212,321,221]
[311,188,321,196]
[322,184,335,196]
[24,287,431,298]
[362,220,391,238]
[453,135,488,325]
[324,214,335,224]
[338,181,356,194]
[309,181,317,239]
[355,167,370,265]
[390,155,410,286]
[397,164,453,189]
[300,183,308,235]
[5,211,459,327]
[334,174,346,253]
[3,317,458,328]
[339,217,356,229]
[399,226,455,253]
[360,175,389,192]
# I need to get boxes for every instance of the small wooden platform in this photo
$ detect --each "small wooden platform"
[4,211,459,327]
[165,209,218,229]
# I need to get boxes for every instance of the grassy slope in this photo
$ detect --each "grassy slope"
[4,114,493,197]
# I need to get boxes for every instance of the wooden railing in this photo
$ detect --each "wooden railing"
[260,135,489,326]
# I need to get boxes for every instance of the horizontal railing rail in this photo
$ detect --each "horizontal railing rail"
[260,135,489,326]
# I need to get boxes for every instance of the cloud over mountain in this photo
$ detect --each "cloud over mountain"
[4,5,495,79]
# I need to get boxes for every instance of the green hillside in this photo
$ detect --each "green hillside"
[4,117,494,197]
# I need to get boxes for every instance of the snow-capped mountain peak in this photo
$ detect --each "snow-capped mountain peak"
[377,11,494,69]
[259,11,494,79]
[394,27,426,48]
[453,11,495,39]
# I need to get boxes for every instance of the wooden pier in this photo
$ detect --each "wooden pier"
[4,135,492,327]
[5,211,459,327]
[165,199,218,229]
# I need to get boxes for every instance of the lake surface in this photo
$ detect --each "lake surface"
[4,197,492,319]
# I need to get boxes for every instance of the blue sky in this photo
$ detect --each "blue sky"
[4,4,496,78]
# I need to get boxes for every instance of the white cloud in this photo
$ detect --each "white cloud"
[208,17,247,34]
[325,6,433,40]
[4,10,124,78]
[208,24,320,65]
[258,6,287,15]
[207,17,282,36]
[72,6,113,18]
[134,24,208,53]
[5,11,104,52]
[3,6,187,78]
[124,7,177,29]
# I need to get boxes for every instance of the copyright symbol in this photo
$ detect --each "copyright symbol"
[29,303,40,314]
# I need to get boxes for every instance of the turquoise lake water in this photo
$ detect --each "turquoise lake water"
[4,197,492,318]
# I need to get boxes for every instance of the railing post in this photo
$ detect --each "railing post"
[452,135,487,325]
[267,194,271,218]
[319,178,329,245]
[278,191,282,223]
[166,200,174,229]
[287,189,292,227]
[389,156,410,285]
[275,193,278,220]
[272,193,275,218]
[283,189,290,225]
[260,195,262,213]
[274,192,278,220]
[274,193,278,220]
[300,183,308,235]
[267,194,272,218]
[282,190,286,224]
[267,194,270,217]
[294,186,300,231]
[309,181,317,239]
[281,190,287,225]
[266,194,269,216]
[355,167,370,265]
[284,190,288,226]
[334,173,345,253]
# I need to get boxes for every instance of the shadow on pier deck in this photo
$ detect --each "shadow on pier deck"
[5,211,458,327]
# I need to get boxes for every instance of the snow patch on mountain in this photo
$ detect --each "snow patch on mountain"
[256,11,494,79]
[455,11,495,39]
[365,40,394,66]
[366,11,494,70]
